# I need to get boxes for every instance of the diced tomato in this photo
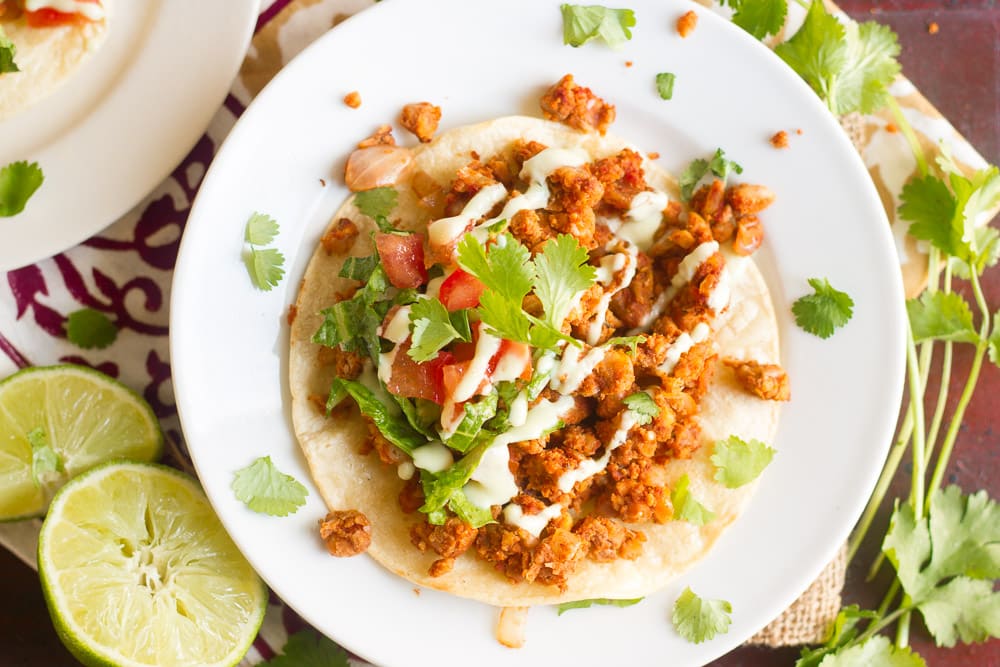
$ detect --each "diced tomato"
[375,232,428,289]
[440,360,468,400]
[387,344,453,404]
[492,340,533,381]
[438,268,485,311]
[25,0,101,26]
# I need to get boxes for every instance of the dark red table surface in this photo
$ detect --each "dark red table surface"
[1,2,997,665]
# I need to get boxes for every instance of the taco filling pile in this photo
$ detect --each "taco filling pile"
[0,0,110,120]
[290,76,789,607]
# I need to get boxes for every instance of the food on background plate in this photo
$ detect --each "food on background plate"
[0,0,111,121]
[289,76,788,608]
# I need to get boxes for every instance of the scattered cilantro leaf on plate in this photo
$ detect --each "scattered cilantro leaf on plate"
[724,0,788,40]
[679,149,743,200]
[906,291,980,345]
[882,486,1000,646]
[64,308,119,350]
[775,0,900,115]
[672,587,732,643]
[812,635,926,667]
[232,456,308,517]
[534,234,596,329]
[792,277,854,339]
[243,212,285,291]
[557,597,643,615]
[711,435,775,488]
[560,4,636,49]
[355,186,398,220]
[671,473,715,525]
[258,629,349,667]
[623,391,659,425]
[408,298,472,362]
[28,428,62,488]
[0,26,18,74]
[0,161,44,217]
[655,72,676,100]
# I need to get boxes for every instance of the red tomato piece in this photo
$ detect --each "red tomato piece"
[387,344,453,404]
[375,232,428,289]
[438,269,485,311]
[25,0,100,26]
[493,340,532,381]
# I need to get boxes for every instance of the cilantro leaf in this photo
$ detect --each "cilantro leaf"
[679,149,743,200]
[354,186,398,220]
[671,473,715,525]
[603,335,646,355]
[258,629,349,667]
[672,587,732,643]
[64,308,118,350]
[246,247,286,291]
[0,26,18,74]
[726,0,788,40]
[791,277,854,339]
[27,428,62,488]
[989,313,1000,369]
[560,4,636,49]
[408,298,471,362]
[534,234,597,329]
[0,161,44,217]
[243,212,285,291]
[623,391,659,426]
[231,456,308,517]
[457,234,534,302]
[813,635,926,667]
[795,605,881,667]
[557,598,643,615]
[328,378,424,455]
[959,166,1000,248]
[919,577,1000,647]
[711,435,775,488]
[775,1,900,115]
[906,291,980,345]
[479,289,533,343]
[655,72,676,100]
[245,212,279,246]
[899,174,959,254]
[882,487,1000,646]
[950,226,1000,280]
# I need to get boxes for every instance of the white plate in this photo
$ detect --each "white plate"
[171,2,906,665]
[0,0,257,271]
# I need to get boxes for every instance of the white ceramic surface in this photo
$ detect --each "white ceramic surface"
[0,0,257,271]
[171,2,906,665]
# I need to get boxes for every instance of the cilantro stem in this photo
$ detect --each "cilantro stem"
[791,0,809,9]
[860,604,913,644]
[923,264,953,464]
[848,413,912,567]
[876,579,901,619]
[904,328,927,518]
[886,97,929,178]
[923,272,991,513]
[896,606,912,647]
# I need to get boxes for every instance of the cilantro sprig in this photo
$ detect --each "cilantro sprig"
[791,277,854,339]
[672,587,732,643]
[722,0,787,41]
[408,298,471,362]
[0,161,44,217]
[560,4,636,49]
[623,391,658,425]
[231,456,308,517]
[243,212,286,291]
[678,149,743,200]
[456,233,595,351]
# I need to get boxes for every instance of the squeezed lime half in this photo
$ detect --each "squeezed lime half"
[0,364,163,520]
[38,462,267,667]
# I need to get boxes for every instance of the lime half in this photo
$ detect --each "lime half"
[39,462,267,667]
[0,364,163,520]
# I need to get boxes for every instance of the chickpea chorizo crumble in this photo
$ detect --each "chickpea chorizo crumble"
[677,10,698,38]
[343,91,362,109]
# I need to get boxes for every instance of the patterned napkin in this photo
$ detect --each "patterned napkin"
[0,0,991,662]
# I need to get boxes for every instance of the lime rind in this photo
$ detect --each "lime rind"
[38,461,267,667]
[0,364,164,520]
